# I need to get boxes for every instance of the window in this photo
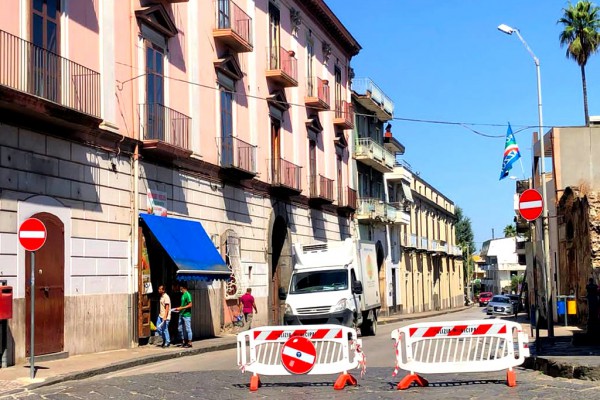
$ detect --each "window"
[307,36,314,95]
[334,66,342,113]
[145,43,165,140]
[309,140,317,195]
[268,2,280,69]
[31,0,61,102]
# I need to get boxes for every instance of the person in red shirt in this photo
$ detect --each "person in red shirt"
[238,288,258,330]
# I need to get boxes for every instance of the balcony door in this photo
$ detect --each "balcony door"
[31,0,61,103]
[271,118,281,184]
[309,140,317,196]
[220,88,234,166]
[268,2,280,69]
[334,66,342,116]
[217,0,230,29]
[306,37,314,96]
[337,154,343,203]
[146,43,165,141]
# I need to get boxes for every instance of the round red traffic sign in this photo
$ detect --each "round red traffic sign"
[518,189,543,221]
[280,336,316,375]
[18,218,47,251]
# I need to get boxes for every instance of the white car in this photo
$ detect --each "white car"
[486,295,514,316]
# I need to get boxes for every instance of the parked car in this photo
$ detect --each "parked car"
[506,294,524,312]
[486,295,514,316]
[478,292,493,307]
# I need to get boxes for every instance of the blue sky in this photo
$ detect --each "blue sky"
[328,0,600,249]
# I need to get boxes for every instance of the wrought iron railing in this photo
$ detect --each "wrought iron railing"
[334,100,354,126]
[214,0,252,47]
[220,135,257,173]
[357,197,386,219]
[319,174,334,201]
[268,46,297,81]
[355,137,395,168]
[351,77,394,115]
[306,77,330,107]
[338,187,357,209]
[271,158,301,190]
[139,103,190,149]
[0,29,100,117]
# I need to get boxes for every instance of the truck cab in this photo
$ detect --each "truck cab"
[281,239,380,336]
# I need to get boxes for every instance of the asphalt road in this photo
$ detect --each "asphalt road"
[5,308,600,399]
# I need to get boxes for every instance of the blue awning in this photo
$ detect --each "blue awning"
[139,213,230,281]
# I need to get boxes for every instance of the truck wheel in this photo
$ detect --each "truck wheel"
[361,319,377,336]
[367,319,377,336]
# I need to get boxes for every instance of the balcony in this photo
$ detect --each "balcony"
[401,233,418,249]
[219,135,257,179]
[337,187,357,214]
[305,77,330,111]
[354,138,395,173]
[416,236,428,252]
[213,0,253,53]
[0,30,100,119]
[266,47,298,87]
[356,197,388,222]
[388,202,410,224]
[309,174,334,205]
[430,240,448,254]
[270,158,302,195]
[351,77,394,121]
[333,100,354,129]
[139,103,191,158]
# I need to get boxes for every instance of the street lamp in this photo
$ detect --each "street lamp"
[498,24,553,337]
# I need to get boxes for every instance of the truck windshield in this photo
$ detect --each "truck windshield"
[290,270,348,294]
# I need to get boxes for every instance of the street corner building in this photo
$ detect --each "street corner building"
[0,0,360,364]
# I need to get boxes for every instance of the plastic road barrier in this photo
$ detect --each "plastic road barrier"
[237,324,365,392]
[390,319,530,390]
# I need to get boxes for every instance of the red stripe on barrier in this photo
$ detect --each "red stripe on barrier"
[498,325,507,334]
[409,328,418,337]
[312,329,328,339]
[335,330,342,338]
[423,327,442,337]
[291,329,307,338]
[266,330,284,340]
[253,331,262,340]
[472,324,492,335]
[448,325,468,336]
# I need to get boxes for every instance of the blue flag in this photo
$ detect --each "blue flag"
[499,123,521,180]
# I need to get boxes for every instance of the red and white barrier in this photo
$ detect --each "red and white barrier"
[237,324,365,391]
[391,319,529,389]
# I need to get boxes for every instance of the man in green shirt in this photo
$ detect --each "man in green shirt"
[173,281,193,348]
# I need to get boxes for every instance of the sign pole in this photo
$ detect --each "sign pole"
[30,251,35,379]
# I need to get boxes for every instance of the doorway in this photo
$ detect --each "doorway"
[25,212,65,356]
[376,240,385,311]
[270,216,288,325]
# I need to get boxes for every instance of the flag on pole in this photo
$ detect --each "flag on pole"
[499,123,521,180]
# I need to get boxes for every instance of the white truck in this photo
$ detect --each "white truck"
[281,238,381,336]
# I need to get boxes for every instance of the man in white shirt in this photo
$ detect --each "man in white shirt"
[156,285,171,348]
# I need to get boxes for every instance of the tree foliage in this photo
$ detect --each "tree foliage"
[504,224,516,237]
[456,206,476,289]
[558,0,600,125]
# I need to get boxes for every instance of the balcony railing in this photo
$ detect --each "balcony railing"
[333,100,354,128]
[354,137,395,172]
[388,202,410,224]
[213,0,253,52]
[220,135,257,174]
[0,29,100,117]
[351,77,394,116]
[271,158,302,191]
[451,245,462,256]
[266,46,298,87]
[305,77,330,110]
[310,174,334,202]
[419,237,429,251]
[356,197,386,221]
[140,103,190,149]
[337,187,357,210]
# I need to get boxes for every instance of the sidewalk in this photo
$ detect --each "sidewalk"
[0,305,598,396]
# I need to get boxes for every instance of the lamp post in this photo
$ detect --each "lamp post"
[498,23,553,338]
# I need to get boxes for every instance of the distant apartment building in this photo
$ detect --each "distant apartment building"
[480,237,525,294]
[0,0,361,364]
[389,164,463,313]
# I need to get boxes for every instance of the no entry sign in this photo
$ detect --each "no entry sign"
[18,218,47,251]
[281,336,316,374]
[518,189,543,221]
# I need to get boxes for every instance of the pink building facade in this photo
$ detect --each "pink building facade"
[0,0,360,363]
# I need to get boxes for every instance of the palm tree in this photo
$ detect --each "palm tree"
[504,224,516,237]
[558,1,600,126]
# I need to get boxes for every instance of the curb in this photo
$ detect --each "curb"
[1,341,237,397]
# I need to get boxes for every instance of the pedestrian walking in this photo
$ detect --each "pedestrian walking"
[239,288,258,330]
[173,281,193,348]
[586,278,599,334]
[155,285,171,348]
